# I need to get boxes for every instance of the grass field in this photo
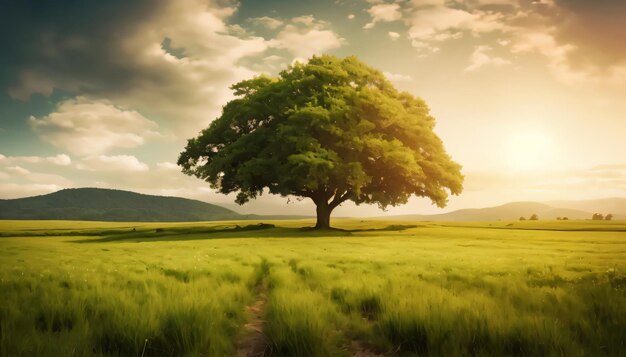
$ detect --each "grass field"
[0,219,625,356]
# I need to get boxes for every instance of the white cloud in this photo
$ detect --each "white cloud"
[0,183,64,199]
[29,97,163,156]
[269,15,345,59]
[77,155,150,172]
[0,159,73,189]
[405,6,506,53]
[9,0,270,135]
[474,0,518,5]
[383,71,414,84]
[263,55,283,62]
[347,14,355,20]
[509,30,586,83]
[462,166,626,201]
[291,15,317,27]
[248,16,283,30]
[364,3,402,29]
[388,31,401,40]
[464,45,511,71]
[2,154,72,166]
[6,166,30,175]
[157,161,179,171]
[47,154,72,166]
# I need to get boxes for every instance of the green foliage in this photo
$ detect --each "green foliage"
[179,55,463,227]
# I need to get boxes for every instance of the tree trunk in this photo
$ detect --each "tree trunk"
[314,202,332,230]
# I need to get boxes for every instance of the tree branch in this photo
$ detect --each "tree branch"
[329,190,352,208]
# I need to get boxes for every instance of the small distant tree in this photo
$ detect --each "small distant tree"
[592,213,604,220]
[556,217,562,220]
[605,213,613,221]
[562,217,569,220]
[529,214,539,220]
[519,216,526,221]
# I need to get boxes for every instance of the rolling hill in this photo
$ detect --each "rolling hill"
[385,201,625,221]
[547,198,626,216]
[1,188,624,222]
[0,188,245,222]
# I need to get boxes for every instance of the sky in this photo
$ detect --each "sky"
[0,0,625,216]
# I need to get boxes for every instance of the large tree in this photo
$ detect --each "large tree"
[178,55,463,229]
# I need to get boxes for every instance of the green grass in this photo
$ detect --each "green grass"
[0,219,625,356]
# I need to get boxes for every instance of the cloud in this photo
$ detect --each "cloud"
[0,158,74,191]
[389,0,625,82]
[405,6,505,52]
[504,0,626,83]
[508,30,585,82]
[550,0,626,71]
[47,154,72,166]
[591,164,626,171]
[6,166,30,175]
[1,0,269,134]
[0,154,72,166]
[383,71,414,84]
[0,183,64,199]
[464,45,511,71]
[364,3,402,29]
[77,155,149,172]
[248,16,283,30]
[463,166,626,197]
[269,15,345,58]
[156,161,179,171]
[472,0,519,5]
[29,97,163,156]
[347,14,355,20]
[388,31,401,40]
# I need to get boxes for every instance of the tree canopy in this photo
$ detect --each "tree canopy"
[178,55,463,229]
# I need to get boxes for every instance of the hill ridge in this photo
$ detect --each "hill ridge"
[385,199,625,221]
[0,187,243,222]
[1,188,624,222]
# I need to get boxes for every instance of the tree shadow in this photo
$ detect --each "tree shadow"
[69,223,421,243]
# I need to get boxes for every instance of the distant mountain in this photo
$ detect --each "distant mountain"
[386,200,625,221]
[547,198,626,216]
[1,188,624,222]
[0,188,245,222]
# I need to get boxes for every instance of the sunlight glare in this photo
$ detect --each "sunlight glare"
[506,131,555,171]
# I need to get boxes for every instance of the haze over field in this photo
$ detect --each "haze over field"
[1,0,625,216]
[2,188,625,221]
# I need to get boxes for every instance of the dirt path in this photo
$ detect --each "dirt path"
[350,341,385,357]
[234,291,269,357]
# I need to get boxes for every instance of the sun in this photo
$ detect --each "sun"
[505,131,555,171]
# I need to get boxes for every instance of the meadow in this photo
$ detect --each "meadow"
[0,219,624,356]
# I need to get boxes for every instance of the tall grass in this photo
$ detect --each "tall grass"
[0,219,624,356]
